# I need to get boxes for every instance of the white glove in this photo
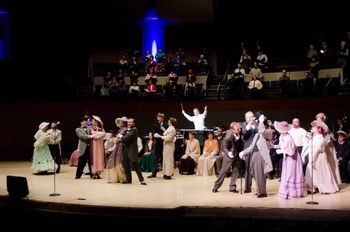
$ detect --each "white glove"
[259,114,265,123]
[228,151,233,158]
[117,133,123,139]
[239,151,245,159]
[273,144,280,149]
[154,133,160,138]
[245,124,251,130]
[160,126,166,131]
[276,149,285,154]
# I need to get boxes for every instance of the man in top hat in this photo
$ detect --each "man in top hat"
[148,112,168,178]
[334,130,350,183]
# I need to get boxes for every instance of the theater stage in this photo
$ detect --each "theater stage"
[1,161,350,229]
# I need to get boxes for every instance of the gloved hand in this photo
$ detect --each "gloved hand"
[154,133,160,138]
[239,151,245,159]
[228,151,234,158]
[259,114,265,123]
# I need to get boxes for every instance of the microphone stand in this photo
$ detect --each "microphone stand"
[306,132,318,205]
[50,153,60,197]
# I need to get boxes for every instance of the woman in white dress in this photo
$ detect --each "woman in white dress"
[154,117,177,179]
[305,120,339,194]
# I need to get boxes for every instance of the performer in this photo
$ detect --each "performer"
[75,118,93,179]
[181,103,207,130]
[239,113,273,198]
[181,103,208,149]
[154,117,177,179]
[47,121,62,173]
[212,122,243,193]
[148,112,168,178]
[241,111,258,193]
[274,121,306,199]
[32,122,57,174]
[304,120,339,194]
[179,131,201,175]
[115,118,147,185]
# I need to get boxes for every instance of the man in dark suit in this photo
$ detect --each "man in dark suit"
[212,122,243,193]
[241,111,258,193]
[117,118,147,185]
[75,118,93,179]
[148,113,168,178]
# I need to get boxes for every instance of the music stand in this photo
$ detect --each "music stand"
[49,160,60,197]
[306,132,318,205]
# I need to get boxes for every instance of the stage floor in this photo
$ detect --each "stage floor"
[1,161,349,211]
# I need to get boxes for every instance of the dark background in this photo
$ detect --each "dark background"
[1,0,349,99]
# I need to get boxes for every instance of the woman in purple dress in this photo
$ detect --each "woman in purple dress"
[274,121,306,199]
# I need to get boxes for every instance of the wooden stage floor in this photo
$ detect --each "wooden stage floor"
[1,161,350,229]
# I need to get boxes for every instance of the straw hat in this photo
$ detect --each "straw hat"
[310,120,328,132]
[39,122,50,130]
[274,121,291,133]
[92,115,103,126]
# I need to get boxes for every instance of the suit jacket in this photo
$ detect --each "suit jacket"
[76,127,90,157]
[48,128,62,155]
[241,121,258,149]
[152,121,168,148]
[121,127,139,162]
[221,130,243,160]
[242,122,273,174]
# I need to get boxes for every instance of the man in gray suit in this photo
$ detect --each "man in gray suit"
[116,118,147,185]
[75,118,93,179]
[212,122,243,193]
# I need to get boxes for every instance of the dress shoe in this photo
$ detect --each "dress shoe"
[257,193,267,198]
[212,188,218,193]
[141,181,147,185]
[74,176,80,179]
[147,174,156,178]
[122,181,131,184]
[230,189,239,193]
[244,190,251,193]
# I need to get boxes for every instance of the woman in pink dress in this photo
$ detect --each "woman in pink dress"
[90,115,105,179]
[274,121,306,199]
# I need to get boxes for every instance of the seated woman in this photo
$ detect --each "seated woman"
[197,131,219,176]
[179,131,201,175]
[139,132,156,172]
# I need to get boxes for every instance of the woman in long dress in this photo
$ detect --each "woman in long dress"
[32,122,57,174]
[139,132,156,172]
[274,121,306,199]
[196,131,219,176]
[155,117,177,179]
[90,115,105,179]
[305,120,339,194]
[106,117,127,183]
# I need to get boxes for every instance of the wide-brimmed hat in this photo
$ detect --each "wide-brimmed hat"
[274,121,291,133]
[92,115,103,126]
[39,122,50,130]
[310,120,328,132]
[336,130,348,137]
